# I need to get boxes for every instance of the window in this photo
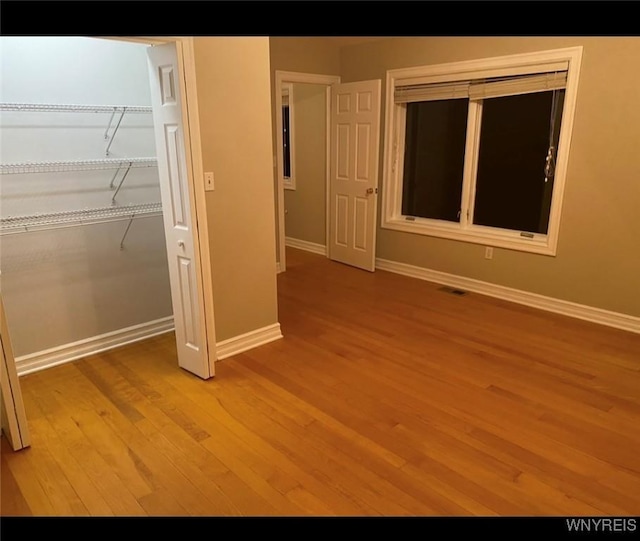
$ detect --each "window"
[282,102,291,178]
[282,82,295,190]
[382,47,582,255]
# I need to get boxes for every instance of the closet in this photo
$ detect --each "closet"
[0,37,174,374]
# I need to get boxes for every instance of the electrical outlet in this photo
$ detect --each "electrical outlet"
[204,172,214,191]
[485,247,493,260]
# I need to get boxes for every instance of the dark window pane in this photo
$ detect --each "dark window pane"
[401,99,468,222]
[473,90,564,234]
[282,105,291,178]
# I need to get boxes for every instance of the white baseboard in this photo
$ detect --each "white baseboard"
[276,261,283,274]
[16,316,175,376]
[216,323,283,360]
[375,258,640,335]
[285,237,327,256]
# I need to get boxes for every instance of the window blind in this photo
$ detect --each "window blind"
[395,65,568,104]
[468,72,567,100]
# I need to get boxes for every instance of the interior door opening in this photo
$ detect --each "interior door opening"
[0,36,215,449]
[275,71,339,273]
[275,72,382,274]
[281,81,331,259]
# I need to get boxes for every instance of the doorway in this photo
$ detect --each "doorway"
[1,37,214,379]
[275,71,339,273]
[0,36,215,448]
[281,81,332,258]
[275,71,382,274]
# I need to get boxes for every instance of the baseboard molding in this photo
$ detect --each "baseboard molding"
[375,258,640,335]
[16,316,175,376]
[285,237,327,256]
[276,261,283,274]
[216,323,283,360]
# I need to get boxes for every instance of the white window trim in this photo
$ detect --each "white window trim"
[381,47,583,256]
[281,82,296,190]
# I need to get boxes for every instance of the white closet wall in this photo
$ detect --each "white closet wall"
[0,37,173,360]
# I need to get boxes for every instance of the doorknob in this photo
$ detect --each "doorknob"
[366,187,376,195]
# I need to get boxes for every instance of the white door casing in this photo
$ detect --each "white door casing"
[329,80,382,272]
[147,43,213,379]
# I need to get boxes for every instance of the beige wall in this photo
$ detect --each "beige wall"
[284,83,327,246]
[269,38,341,77]
[269,38,342,262]
[194,37,279,341]
[340,37,640,317]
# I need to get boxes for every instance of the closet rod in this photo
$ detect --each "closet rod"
[0,203,163,235]
[0,158,158,175]
[0,103,152,114]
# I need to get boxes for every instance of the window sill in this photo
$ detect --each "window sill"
[283,178,296,191]
[381,216,557,256]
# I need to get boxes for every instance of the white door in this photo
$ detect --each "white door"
[1,293,30,451]
[147,43,213,379]
[329,80,381,272]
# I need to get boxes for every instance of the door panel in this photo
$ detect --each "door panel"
[329,80,381,272]
[354,197,368,251]
[147,43,213,379]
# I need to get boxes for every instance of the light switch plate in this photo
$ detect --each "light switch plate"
[204,172,214,191]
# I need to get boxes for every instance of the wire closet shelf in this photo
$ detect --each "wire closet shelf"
[0,158,158,175]
[0,103,152,114]
[0,203,164,236]
[1,102,154,155]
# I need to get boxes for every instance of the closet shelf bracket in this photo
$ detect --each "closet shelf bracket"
[111,161,134,203]
[103,109,117,140]
[105,107,128,156]
[120,215,136,250]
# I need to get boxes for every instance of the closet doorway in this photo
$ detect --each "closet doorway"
[0,36,215,409]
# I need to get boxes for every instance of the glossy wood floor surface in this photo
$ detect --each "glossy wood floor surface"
[2,247,639,516]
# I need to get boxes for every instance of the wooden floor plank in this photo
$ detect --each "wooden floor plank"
[16,391,112,516]
[21,372,148,516]
[0,439,33,516]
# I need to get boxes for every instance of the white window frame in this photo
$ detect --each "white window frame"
[281,82,296,190]
[381,47,583,256]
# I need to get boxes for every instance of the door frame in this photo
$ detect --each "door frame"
[274,71,340,273]
[1,293,31,451]
[103,37,216,374]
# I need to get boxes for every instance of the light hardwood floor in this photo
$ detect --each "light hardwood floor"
[2,247,639,516]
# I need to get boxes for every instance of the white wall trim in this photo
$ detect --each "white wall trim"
[285,237,327,256]
[376,258,640,335]
[16,317,175,376]
[216,323,283,360]
[276,261,283,274]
